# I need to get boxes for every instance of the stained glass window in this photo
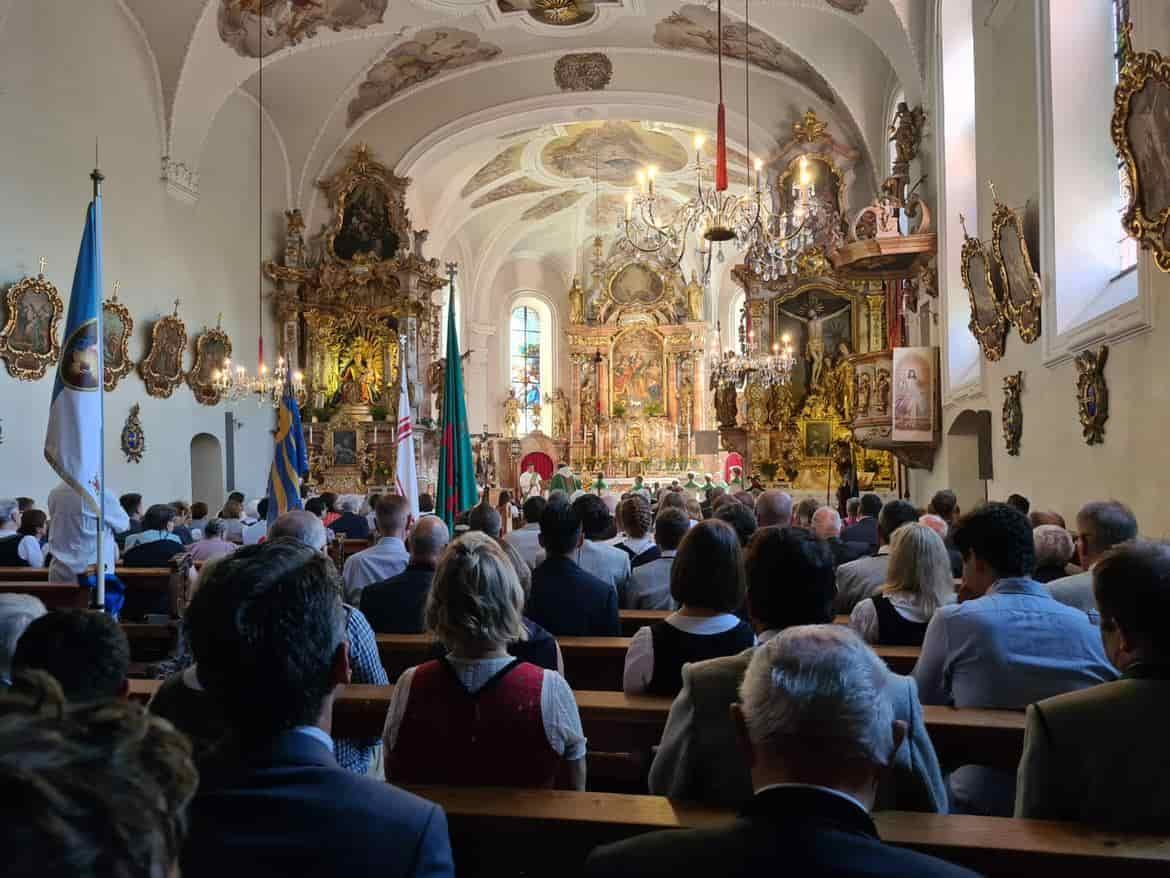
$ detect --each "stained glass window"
[510,306,541,435]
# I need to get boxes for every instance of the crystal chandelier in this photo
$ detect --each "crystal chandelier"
[710,300,797,389]
[213,355,304,408]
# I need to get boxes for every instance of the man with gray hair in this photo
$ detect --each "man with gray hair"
[753,490,793,529]
[361,516,450,634]
[0,498,40,567]
[1047,500,1138,615]
[812,506,867,569]
[332,495,372,540]
[588,626,977,878]
[0,593,46,686]
[791,497,822,537]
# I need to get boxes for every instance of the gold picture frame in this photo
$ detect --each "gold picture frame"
[1003,371,1023,456]
[989,185,1042,343]
[0,271,63,381]
[1111,27,1170,273]
[187,326,233,406]
[319,144,412,265]
[322,413,369,494]
[138,304,188,399]
[959,215,1007,361]
[1075,345,1109,446]
[801,419,834,460]
[102,297,134,391]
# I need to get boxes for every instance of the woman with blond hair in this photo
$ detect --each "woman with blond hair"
[849,522,954,646]
[382,531,586,790]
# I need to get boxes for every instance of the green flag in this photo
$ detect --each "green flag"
[437,291,477,529]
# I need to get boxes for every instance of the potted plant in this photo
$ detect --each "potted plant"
[370,405,388,422]
[858,457,879,490]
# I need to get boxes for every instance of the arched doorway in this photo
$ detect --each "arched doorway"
[190,433,225,512]
[946,410,992,511]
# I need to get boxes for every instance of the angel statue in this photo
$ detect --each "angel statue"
[503,387,521,439]
[545,389,570,439]
[829,342,855,420]
[889,102,927,169]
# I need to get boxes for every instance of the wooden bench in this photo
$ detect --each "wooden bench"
[409,786,1170,878]
[619,610,669,637]
[0,566,50,582]
[0,581,89,609]
[376,634,920,690]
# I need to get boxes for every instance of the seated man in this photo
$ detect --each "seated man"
[503,496,545,569]
[0,594,45,687]
[592,627,975,877]
[1016,541,1170,829]
[331,495,372,540]
[914,502,1117,816]
[649,529,945,813]
[812,506,867,569]
[625,508,687,610]
[240,498,269,546]
[466,502,501,539]
[1047,500,1137,615]
[841,493,882,552]
[566,494,631,597]
[361,516,450,634]
[342,495,410,604]
[528,498,619,637]
[12,609,130,701]
[833,500,919,614]
[182,539,453,878]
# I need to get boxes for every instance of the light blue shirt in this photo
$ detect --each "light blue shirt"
[292,725,335,755]
[913,576,1117,814]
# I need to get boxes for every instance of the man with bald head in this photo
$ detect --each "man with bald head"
[754,490,793,529]
[813,506,867,569]
[361,515,450,634]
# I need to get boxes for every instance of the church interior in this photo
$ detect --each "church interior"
[5,0,1170,874]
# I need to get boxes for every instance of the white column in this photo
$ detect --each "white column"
[467,322,496,433]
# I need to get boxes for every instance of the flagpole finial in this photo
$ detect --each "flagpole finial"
[38,257,47,277]
[445,262,458,288]
[91,166,104,199]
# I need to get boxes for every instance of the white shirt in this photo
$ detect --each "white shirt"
[46,483,129,578]
[383,655,586,762]
[519,471,542,499]
[342,536,408,603]
[625,551,677,610]
[220,518,244,543]
[0,532,44,568]
[241,519,268,546]
[503,523,542,569]
[849,592,932,643]
[623,612,748,694]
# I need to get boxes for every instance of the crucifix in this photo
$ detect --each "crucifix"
[38,257,47,276]
[474,423,502,486]
[111,281,121,301]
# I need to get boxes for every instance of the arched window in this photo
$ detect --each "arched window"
[510,304,543,435]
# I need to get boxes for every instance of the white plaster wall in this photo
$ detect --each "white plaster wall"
[910,0,1170,538]
[0,0,283,507]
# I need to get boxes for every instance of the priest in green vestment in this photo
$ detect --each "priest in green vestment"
[549,462,581,495]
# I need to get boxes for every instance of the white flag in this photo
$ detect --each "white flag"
[395,359,420,520]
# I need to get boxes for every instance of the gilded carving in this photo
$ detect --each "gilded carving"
[1075,346,1109,446]
[1003,371,1023,456]
[187,325,233,406]
[554,52,614,91]
[0,269,63,381]
[138,303,188,399]
[121,404,145,464]
[959,214,1007,361]
[103,284,134,392]
[989,183,1042,344]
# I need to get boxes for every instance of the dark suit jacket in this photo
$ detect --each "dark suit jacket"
[825,537,869,569]
[361,562,435,634]
[183,730,453,878]
[527,555,620,636]
[585,786,979,878]
[841,517,878,553]
[332,512,370,540]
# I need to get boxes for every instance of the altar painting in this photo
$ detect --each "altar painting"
[773,289,854,402]
[892,347,936,442]
[612,328,664,415]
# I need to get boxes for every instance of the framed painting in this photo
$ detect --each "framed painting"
[773,287,856,402]
[1112,33,1170,272]
[892,347,937,443]
[803,420,833,459]
[959,216,1007,361]
[188,326,233,406]
[990,189,1042,343]
[331,428,359,467]
[139,307,188,399]
[0,272,63,380]
[610,326,665,416]
[103,298,134,391]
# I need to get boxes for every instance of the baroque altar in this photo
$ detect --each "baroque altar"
[264,144,447,494]
[565,246,707,478]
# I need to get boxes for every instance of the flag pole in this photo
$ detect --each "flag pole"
[92,160,106,612]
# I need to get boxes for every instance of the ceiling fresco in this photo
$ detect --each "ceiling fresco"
[218,0,388,58]
[520,191,587,221]
[461,142,529,198]
[540,122,690,187]
[496,0,622,27]
[347,28,503,126]
[470,177,555,210]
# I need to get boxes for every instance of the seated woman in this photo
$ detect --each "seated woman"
[10,509,47,568]
[622,519,754,696]
[1032,524,1075,584]
[613,495,659,569]
[849,523,953,646]
[186,518,237,564]
[383,532,586,790]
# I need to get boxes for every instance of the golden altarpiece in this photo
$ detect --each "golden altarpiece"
[719,108,939,500]
[565,244,707,480]
[265,145,446,494]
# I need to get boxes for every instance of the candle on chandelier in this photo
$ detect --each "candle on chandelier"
[647,165,657,196]
[625,192,633,220]
[636,170,646,194]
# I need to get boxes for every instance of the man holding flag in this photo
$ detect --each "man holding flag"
[266,371,310,526]
[436,265,477,530]
[44,167,129,602]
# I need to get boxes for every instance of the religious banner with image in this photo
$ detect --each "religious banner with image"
[891,347,936,443]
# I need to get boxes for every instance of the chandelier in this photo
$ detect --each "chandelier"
[737,155,822,282]
[213,355,304,408]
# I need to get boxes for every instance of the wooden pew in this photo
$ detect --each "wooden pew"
[376,634,920,690]
[0,566,50,582]
[0,581,89,609]
[121,622,181,663]
[408,786,1170,878]
[125,681,1024,773]
[619,610,669,637]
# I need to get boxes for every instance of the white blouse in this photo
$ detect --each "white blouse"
[382,655,587,765]
[623,613,748,694]
[849,592,930,643]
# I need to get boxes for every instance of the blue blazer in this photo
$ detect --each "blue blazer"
[528,555,620,637]
[183,730,453,878]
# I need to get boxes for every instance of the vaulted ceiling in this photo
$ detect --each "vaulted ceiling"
[114,0,928,298]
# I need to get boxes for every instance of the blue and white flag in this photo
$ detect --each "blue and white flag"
[267,379,309,525]
[44,196,104,513]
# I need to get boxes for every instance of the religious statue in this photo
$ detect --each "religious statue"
[580,373,598,427]
[627,424,645,458]
[745,377,768,432]
[829,342,855,420]
[888,102,927,169]
[502,386,521,439]
[545,388,570,439]
[678,373,694,429]
[788,297,851,392]
[568,276,585,324]
[875,369,891,415]
[767,382,793,427]
[336,345,379,407]
[857,372,872,415]
[685,272,704,322]
[715,378,738,428]
[285,209,305,268]
[531,401,542,432]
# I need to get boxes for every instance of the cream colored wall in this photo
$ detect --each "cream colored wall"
[911,0,1170,538]
[0,0,284,507]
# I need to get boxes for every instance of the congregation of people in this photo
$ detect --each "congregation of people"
[2,473,1168,877]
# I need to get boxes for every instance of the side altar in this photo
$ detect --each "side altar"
[565,247,707,479]
[264,145,447,494]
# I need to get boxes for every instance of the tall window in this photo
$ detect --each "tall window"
[1113,0,1137,273]
[510,306,542,435]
